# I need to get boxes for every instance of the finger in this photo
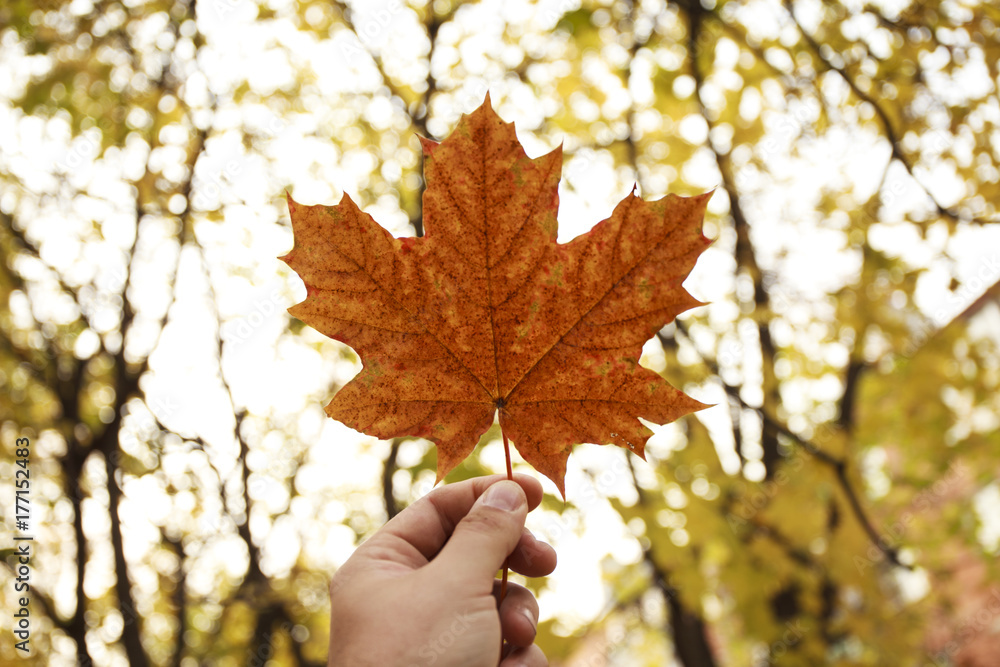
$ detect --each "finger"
[500,643,548,667]
[426,479,527,588]
[492,581,538,648]
[507,528,557,578]
[361,474,543,568]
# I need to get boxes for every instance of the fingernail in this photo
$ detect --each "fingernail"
[481,481,524,512]
[521,607,537,637]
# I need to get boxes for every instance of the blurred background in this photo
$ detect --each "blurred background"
[1,0,999,665]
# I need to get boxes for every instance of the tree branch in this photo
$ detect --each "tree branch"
[626,455,718,667]
[332,1,457,237]
[667,324,911,569]
[93,6,210,658]
[165,531,187,667]
[679,0,783,475]
[783,0,997,226]
[382,438,402,519]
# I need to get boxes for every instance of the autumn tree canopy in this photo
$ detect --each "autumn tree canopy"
[1,1,998,666]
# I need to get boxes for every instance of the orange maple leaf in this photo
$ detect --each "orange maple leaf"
[281,96,711,496]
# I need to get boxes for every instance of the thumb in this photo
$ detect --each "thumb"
[430,480,528,587]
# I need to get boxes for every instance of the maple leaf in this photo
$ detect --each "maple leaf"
[280,95,711,496]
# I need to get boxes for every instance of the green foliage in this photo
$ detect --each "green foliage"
[1,0,998,665]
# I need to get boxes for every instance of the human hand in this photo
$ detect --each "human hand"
[328,474,557,667]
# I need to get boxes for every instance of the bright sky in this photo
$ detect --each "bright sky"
[1,0,999,658]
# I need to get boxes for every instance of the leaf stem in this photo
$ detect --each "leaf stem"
[499,428,513,655]
[502,428,513,480]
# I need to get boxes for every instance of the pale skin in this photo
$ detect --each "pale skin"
[328,474,558,667]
